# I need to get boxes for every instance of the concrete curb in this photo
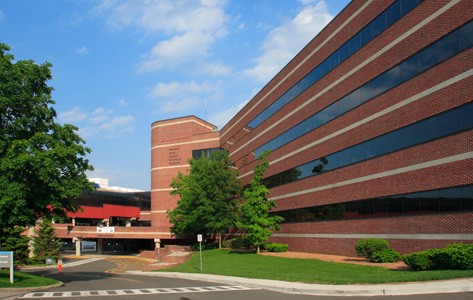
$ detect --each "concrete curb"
[126,271,473,296]
[0,282,63,293]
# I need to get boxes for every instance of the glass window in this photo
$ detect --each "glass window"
[386,1,401,27]
[419,44,438,73]
[372,13,387,37]
[439,108,462,136]
[402,52,419,81]
[461,102,473,130]
[389,198,403,213]
[329,52,340,69]
[440,188,462,211]
[387,129,403,152]
[360,23,373,46]
[463,185,473,210]
[319,60,330,77]
[403,196,420,213]
[361,200,374,215]
[420,116,439,142]
[403,121,421,147]
[460,21,473,51]
[386,64,402,89]
[372,134,389,157]
[373,198,388,216]
[401,0,418,16]
[438,30,459,62]
[349,33,361,55]
[338,43,350,64]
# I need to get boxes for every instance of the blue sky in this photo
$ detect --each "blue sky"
[0,0,349,190]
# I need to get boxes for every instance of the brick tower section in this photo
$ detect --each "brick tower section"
[150,116,220,235]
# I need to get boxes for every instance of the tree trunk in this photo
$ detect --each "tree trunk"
[218,233,221,249]
[257,245,260,254]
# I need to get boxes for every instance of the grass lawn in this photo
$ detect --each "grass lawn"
[158,249,473,284]
[0,270,59,288]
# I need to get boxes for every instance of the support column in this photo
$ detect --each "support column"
[73,237,82,256]
[97,238,104,254]
[154,238,161,249]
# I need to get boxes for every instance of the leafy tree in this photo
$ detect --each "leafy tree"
[31,219,61,264]
[0,44,94,240]
[237,150,284,253]
[0,226,29,264]
[168,150,241,247]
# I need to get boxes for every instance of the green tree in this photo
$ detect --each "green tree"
[237,150,284,254]
[0,226,29,264]
[168,150,241,247]
[31,219,61,264]
[0,44,94,239]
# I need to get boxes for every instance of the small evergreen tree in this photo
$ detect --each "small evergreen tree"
[31,219,61,264]
[0,226,29,264]
[237,150,284,253]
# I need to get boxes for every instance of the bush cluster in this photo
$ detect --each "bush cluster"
[222,236,253,249]
[263,243,289,252]
[402,243,473,271]
[355,238,400,263]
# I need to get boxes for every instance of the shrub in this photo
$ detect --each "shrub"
[355,238,390,259]
[445,243,473,270]
[371,248,401,263]
[403,243,473,271]
[193,242,218,251]
[221,239,231,248]
[264,243,289,252]
[229,236,252,249]
[403,252,432,271]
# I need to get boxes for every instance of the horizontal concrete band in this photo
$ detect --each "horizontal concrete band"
[151,137,219,149]
[273,233,473,240]
[272,151,473,200]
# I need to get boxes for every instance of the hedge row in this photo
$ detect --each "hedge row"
[402,243,473,271]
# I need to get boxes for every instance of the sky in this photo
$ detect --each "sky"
[0,0,350,190]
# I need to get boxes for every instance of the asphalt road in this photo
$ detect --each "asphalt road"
[1,256,473,300]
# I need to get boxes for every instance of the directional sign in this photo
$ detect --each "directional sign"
[0,251,14,283]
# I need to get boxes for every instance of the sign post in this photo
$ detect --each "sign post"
[197,234,203,272]
[0,251,14,284]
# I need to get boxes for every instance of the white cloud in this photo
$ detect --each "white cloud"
[58,107,89,123]
[209,99,248,130]
[75,46,89,55]
[147,80,221,114]
[58,106,134,138]
[95,0,229,73]
[243,1,333,83]
[198,61,231,76]
[118,99,128,106]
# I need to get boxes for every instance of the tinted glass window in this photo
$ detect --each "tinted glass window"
[438,108,461,136]
[403,122,421,147]
[419,116,438,142]
[402,53,419,81]
[460,21,473,50]
[386,1,401,27]
[386,64,402,89]
[401,0,418,15]
[372,13,387,37]
[419,44,438,72]
[360,23,373,46]
[349,33,361,55]
[438,30,459,62]
[461,102,473,129]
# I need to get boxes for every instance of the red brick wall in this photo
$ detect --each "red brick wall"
[151,116,220,231]
[221,0,473,255]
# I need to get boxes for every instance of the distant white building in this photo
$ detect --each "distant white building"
[88,177,143,193]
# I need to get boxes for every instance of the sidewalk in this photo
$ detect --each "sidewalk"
[126,270,473,296]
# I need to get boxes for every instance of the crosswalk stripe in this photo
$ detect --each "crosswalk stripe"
[21,285,256,298]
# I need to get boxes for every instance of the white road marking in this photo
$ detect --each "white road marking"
[21,285,256,298]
